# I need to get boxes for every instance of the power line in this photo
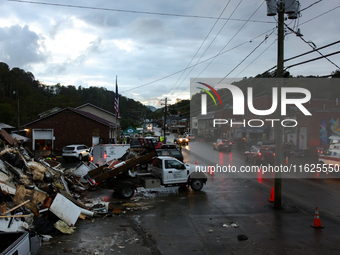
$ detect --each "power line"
[167,0,232,96]
[169,0,243,96]
[300,0,323,12]
[285,51,340,69]
[262,39,340,74]
[7,0,275,23]
[218,30,274,83]
[120,38,253,94]
[284,24,340,69]
[299,4,340,26]
[232,39,277,79]
[172,28,276,99]
[172,1,268,99]
[203,35,275,110]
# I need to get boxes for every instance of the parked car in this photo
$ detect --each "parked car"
[174,135,189,145]
[62,144,90,161]
[186,133,195,141]
[213,139,232,152]
[161,143,177,149]
[244,146,275,164]
[144,137,162,149]
[156,148,184,162]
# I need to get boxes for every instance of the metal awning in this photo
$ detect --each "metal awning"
[10,133,30,142]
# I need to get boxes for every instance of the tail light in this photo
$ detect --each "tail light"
[258,152,262,156]
[273,153,276,156]
[104,153,107,160]
[90,156,93,162]
[229,142,232,145]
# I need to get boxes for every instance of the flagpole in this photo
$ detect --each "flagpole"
[115,75,118,144]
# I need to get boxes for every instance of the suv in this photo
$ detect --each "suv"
[186,133,195,142]
[156,148,184,162]
[62,144,90,161]
[161,144,177,149]
[174,135,189,145]
[213,139,232,152]
[244,146,275,164]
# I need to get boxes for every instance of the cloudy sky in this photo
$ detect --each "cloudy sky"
[1,0,339,107]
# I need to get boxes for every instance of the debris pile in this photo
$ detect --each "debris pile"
[0,129,107,253]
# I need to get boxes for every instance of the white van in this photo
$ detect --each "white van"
[90,144,130,166]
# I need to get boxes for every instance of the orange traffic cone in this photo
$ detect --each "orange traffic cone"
[210,166,215,175]
[195,159,198,165]
[285,156,288,164]
[311,207,324,228]
[269,186,274,202]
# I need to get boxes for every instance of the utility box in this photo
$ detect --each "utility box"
[143,178,161,189]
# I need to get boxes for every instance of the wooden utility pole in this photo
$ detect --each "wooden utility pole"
[274,1,285,209]
[161,98,169,143]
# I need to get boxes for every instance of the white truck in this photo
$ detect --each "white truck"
[85,139,207,199]
[318,136,340,169]
[90,144,130,166]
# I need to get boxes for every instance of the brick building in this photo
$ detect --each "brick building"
[24,106,117,153]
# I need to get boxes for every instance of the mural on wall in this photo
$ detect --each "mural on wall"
[320,118,340,145]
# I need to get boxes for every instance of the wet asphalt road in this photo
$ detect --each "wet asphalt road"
[39,131,340,254]
[129,145,340,255]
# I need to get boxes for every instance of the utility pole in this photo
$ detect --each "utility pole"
[161,98,170,143]
[13,90,19,134]
[274,1,285,210]
[266,0,300,209]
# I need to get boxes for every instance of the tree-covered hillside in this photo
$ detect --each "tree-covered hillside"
[0,62,153,130]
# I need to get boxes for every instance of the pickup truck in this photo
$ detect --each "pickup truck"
[85,141,207,199]
[151,156,207,190]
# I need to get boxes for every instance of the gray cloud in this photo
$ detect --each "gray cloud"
[0,0,339,108]
[0,25,48,68]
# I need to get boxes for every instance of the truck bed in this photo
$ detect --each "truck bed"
[87,150,156,183]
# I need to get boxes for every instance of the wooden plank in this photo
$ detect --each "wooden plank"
[0,215,29,218]
[1,200,30,216]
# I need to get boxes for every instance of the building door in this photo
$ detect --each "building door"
[92,136,100,146]
[33,129,54,150]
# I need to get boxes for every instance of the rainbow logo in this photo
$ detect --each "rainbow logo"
[196,82,222,106]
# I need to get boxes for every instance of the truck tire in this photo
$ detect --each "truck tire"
[190,179,204,191]
[119,184,135,199]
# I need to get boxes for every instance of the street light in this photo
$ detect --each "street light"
[13,90,19,134]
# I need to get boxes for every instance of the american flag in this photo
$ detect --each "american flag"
[114,77,119,120]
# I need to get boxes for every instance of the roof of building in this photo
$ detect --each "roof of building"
[76,103,117,117]
[24,107,116,128]
[0,123,15,129]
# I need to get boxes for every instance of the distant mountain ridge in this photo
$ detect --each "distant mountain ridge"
[146,105,157,112]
